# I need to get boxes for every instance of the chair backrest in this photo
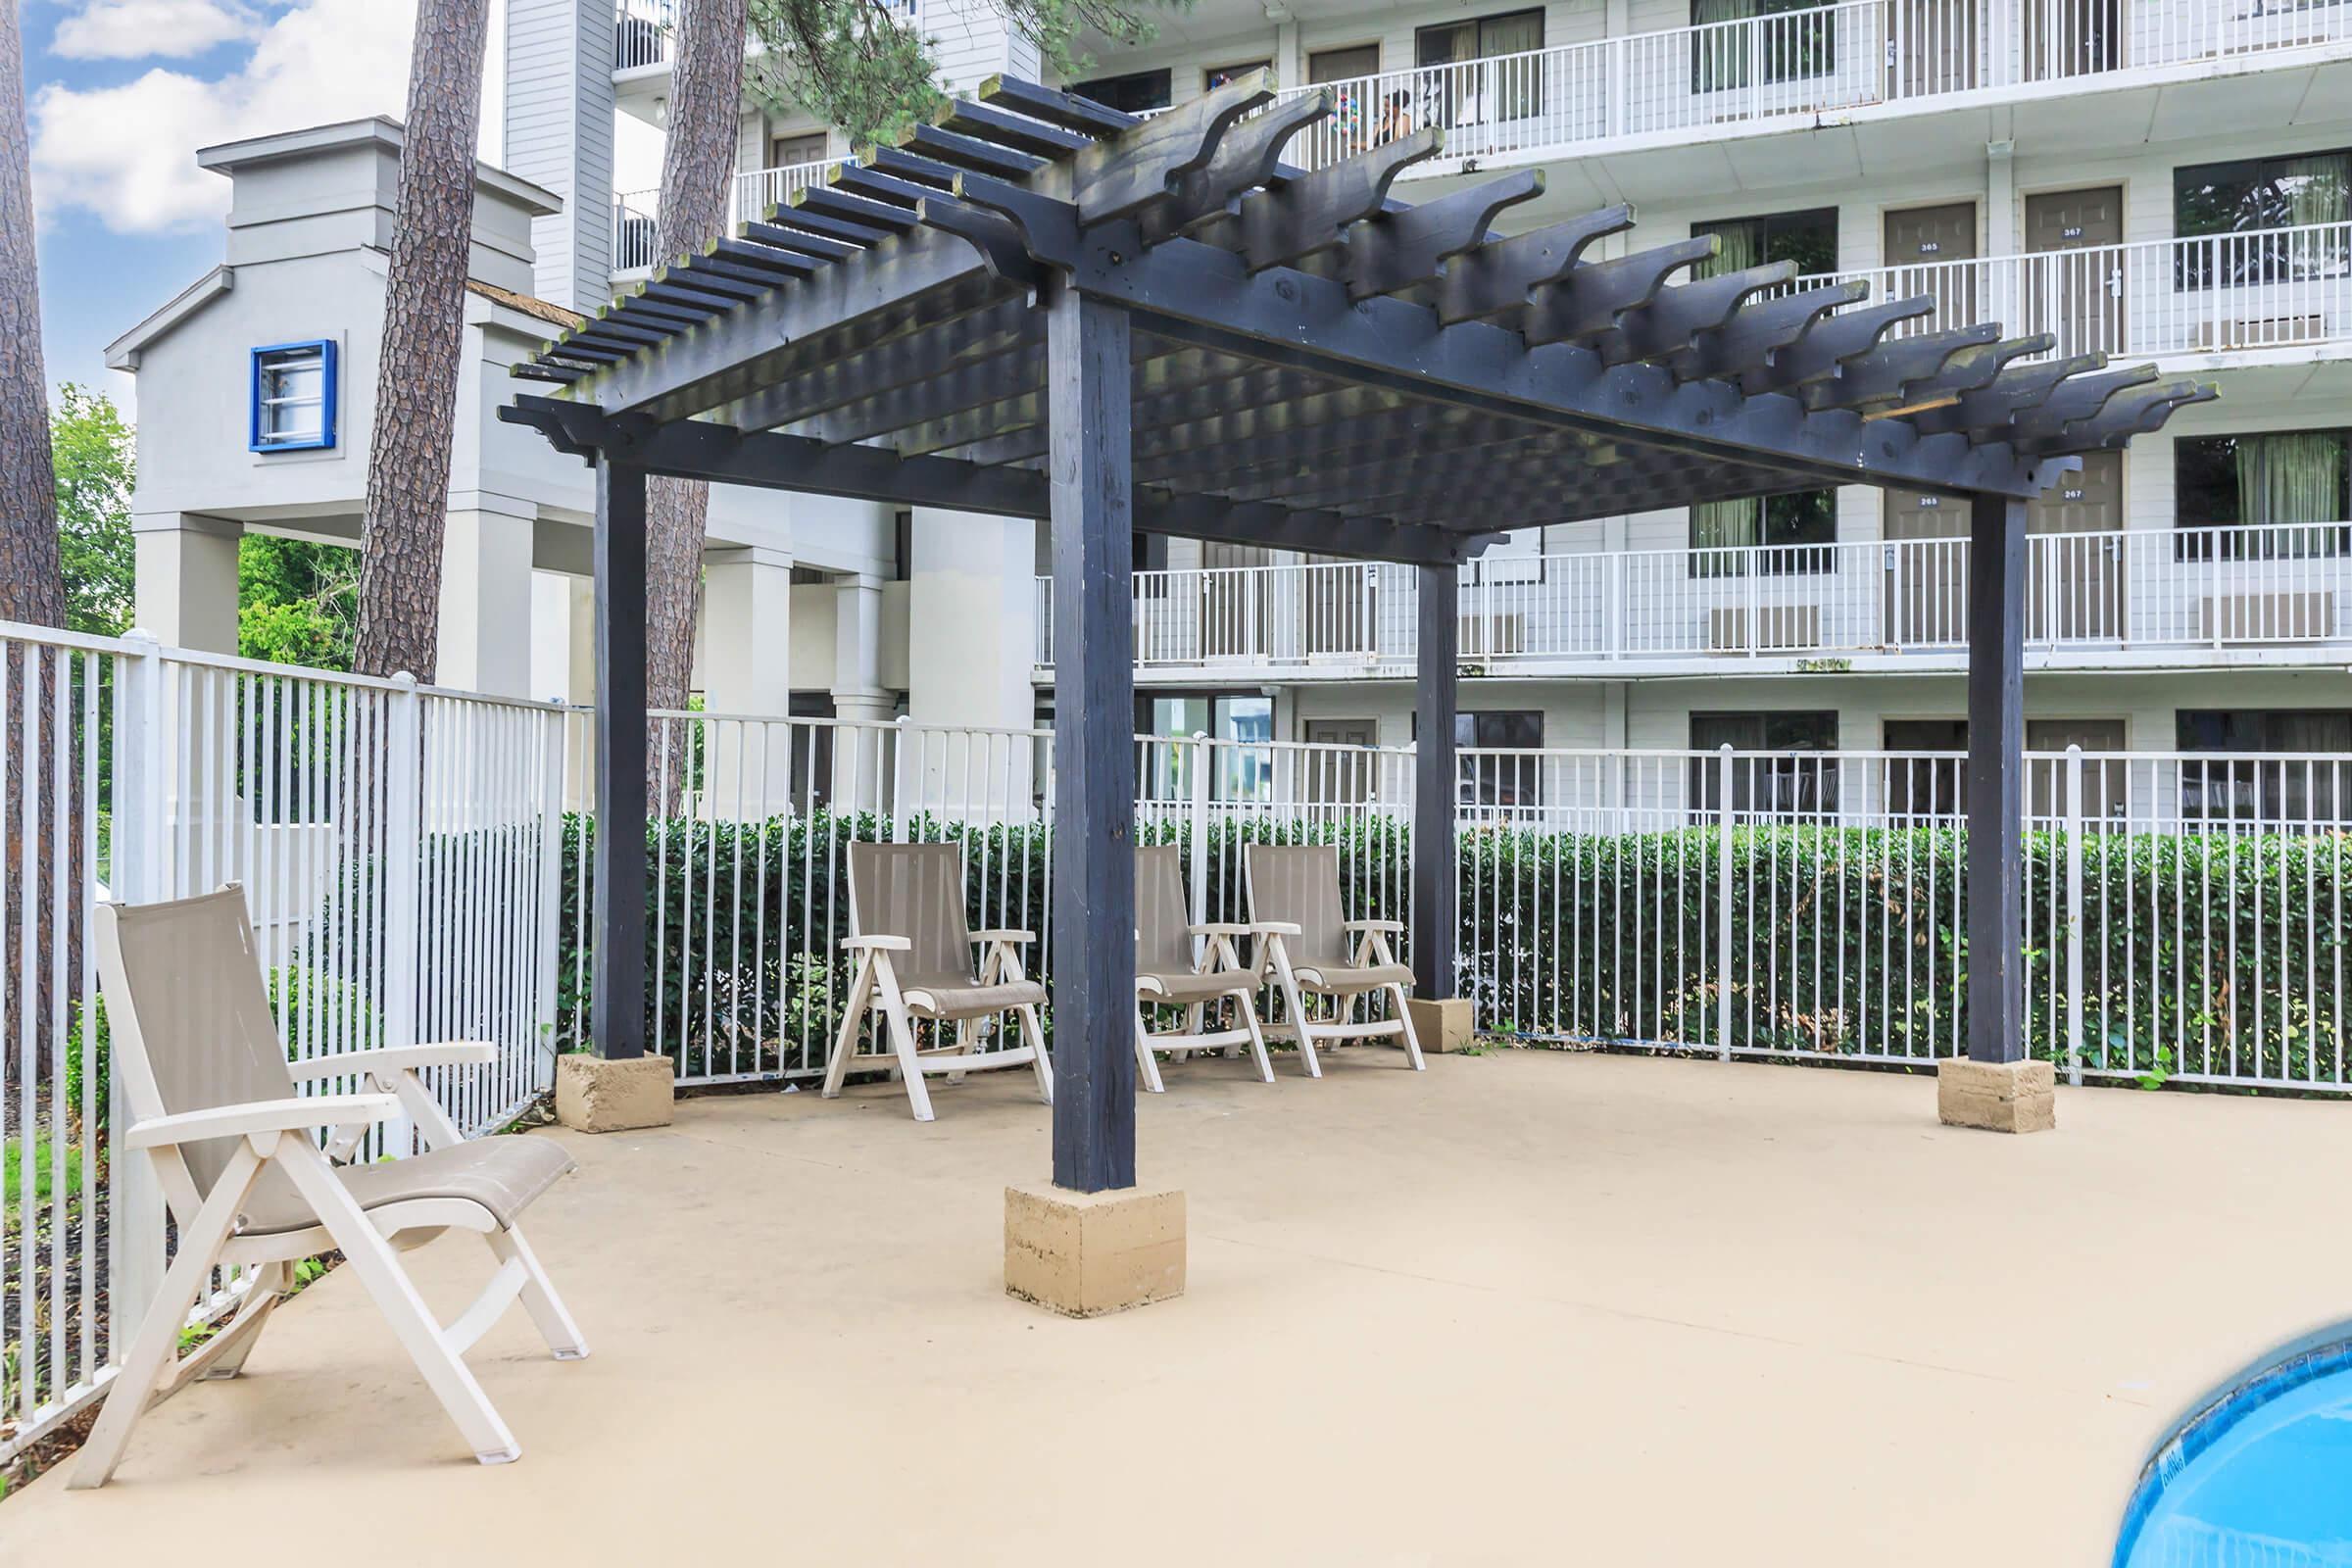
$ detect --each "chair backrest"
[1246,844,1348,965]
[1134,845,1195,977]
[847,841,974,989]
[93,885,297,1204]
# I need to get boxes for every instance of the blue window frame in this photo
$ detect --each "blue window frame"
[249,339,337,452]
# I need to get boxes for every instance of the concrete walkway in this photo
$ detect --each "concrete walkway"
[12,1050,2351,1563]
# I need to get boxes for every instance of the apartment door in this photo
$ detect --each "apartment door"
[2024,186,2125,357]
[1885,202,1978,325]
[1882,490,1968,648]
[1886,0,1979,96]
[2027,717,2129,818]
[1304,718,1381,802]
[2027,450,2125,644]
[1200,542,1273,660]
[2023,0,2121,80]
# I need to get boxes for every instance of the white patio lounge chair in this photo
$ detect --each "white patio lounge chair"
[821,840,1054,1121]
[1245,843,1427,1078]
[74,885,587,1490]
[1133,843,1274,1091]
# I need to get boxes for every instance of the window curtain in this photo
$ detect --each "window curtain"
[1485,9,1545,119]
[1691,497,1760,574]
[1694,218,1763,280]
[2236,430,2346,555]
[1692,0,1757,91]
[2278,154,2350,230]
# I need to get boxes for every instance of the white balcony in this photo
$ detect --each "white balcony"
[1033,521,2352,677]
[1807,220,2352,366]
[611,159,844,279]
[614,0,671,74]
[1264,0,2351,176]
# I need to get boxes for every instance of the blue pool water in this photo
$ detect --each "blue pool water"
[2120,1339,2352,1567]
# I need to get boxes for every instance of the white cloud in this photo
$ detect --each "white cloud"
[50,1,260,61]
[31,0,429,234]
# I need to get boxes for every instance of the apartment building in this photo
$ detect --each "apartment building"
[523,0,2352,808]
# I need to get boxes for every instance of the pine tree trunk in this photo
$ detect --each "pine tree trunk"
[0,0,63,630]
[353,0,492,682]
[645,0,748,811]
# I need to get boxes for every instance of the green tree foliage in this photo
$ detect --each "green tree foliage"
[238,535,360,670]
[744,0,1182,149]
[51,384,135,636]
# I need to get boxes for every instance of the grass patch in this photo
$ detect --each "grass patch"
[2,1138,84,1217]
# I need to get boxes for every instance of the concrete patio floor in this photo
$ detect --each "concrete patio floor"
[11,1048,2352,1563]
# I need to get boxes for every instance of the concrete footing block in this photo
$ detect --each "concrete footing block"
[1936,1056,2056,1134]
[1404,998,1475,1054]
[1004,1182,1186,1317]
[555,1054,675,1133]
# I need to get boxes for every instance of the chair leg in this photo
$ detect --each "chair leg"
[488,1225,590,1359]
[870,965,935,1122]
[1267,940,1321,1079]
[73,1143,267,1490]
[195,1261,286,1382]
[275,1144,521,1464]
[1133,1002,1166,1094]
[1234,988,1275,1084]
[1391,984,1428,1071]
[822,953,878,1100]
[1017,1003,1054,1104]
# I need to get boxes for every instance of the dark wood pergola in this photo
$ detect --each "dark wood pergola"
[504,73,2209,1193]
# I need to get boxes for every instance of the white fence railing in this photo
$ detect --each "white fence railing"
[7,621,2347,1460]
[613,0,671,72]
[1266,0,2351,176]
[1036,521,2352,671]
[1812,220,2352,363]
[612,160,843,276]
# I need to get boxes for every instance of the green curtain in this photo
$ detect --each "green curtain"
[1693,218,1762,280]
[1486,9,1545,119]
[2236,430,2346,555]
[2278,154,2350,229]
[1692,0,1756,90]
[1691,498,1759,574]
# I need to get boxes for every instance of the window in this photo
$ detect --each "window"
[2177,710,2352,823]
[1689,490,1838,573]
[2175,149,2351,289]
[250,340,336,452]
[1884,718,2131,818]
[1133,530,1169,597]
[1414,9,1544,122]
[1454,710,1543,809]
[1692,207,1838,278]
[1138,692,1273,800]
[1308,44,1380,83]
[1690,0,1836,91]
[892,510,912,583]
[1689,711,1840,817]
[1069,69,1171,114]
[1884,718,1969,819]
[1205,60,1271,91]
[2174,430,2350,559]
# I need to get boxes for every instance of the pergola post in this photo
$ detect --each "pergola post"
[1941,491,2055,1132]
[1005,279,1182,1317]
[1406,564,1473,1054]
[556,456,674,1132]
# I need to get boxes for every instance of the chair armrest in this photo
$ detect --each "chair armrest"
[1250,921,1303,938]
[971,929,1036,945]
[286,1043,496,1082]
[1187,922,1255,937]
[1345,919,1406,934]
[124,1094,401,1150]
[842,934,911,952]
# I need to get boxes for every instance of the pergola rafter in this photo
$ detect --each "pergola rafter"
[503,71,2212,1197]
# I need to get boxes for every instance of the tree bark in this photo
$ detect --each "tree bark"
[353,0,492,682]
[645,0,748,810]
[0,0,64,629]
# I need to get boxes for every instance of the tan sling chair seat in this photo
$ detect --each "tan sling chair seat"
[1245,843,1427,1079]
[1133,844,1274,1090]
[74,886,588,1490]
[822,840,1054,1120]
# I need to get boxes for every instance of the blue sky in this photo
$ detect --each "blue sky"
[23,0,452,411]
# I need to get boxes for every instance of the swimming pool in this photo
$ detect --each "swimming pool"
[2117,1330,2352,1566]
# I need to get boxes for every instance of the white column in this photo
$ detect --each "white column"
[437,507,537,697]
[700,545,795,817]
[906,511,1039,815]
[831,572,894,810]
[132,512,242,653]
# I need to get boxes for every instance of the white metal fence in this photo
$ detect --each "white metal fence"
[6,621,2347,1460]
[1267,0,2351,175]
[612,160,844,277]
[1039,521,2352,672]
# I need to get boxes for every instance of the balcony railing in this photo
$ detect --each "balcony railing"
[611,159,843,276]
[1807,220,2352,363]
[614,0,671,72]
[1264,0,2349,175]
[1033,521,2352,671]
